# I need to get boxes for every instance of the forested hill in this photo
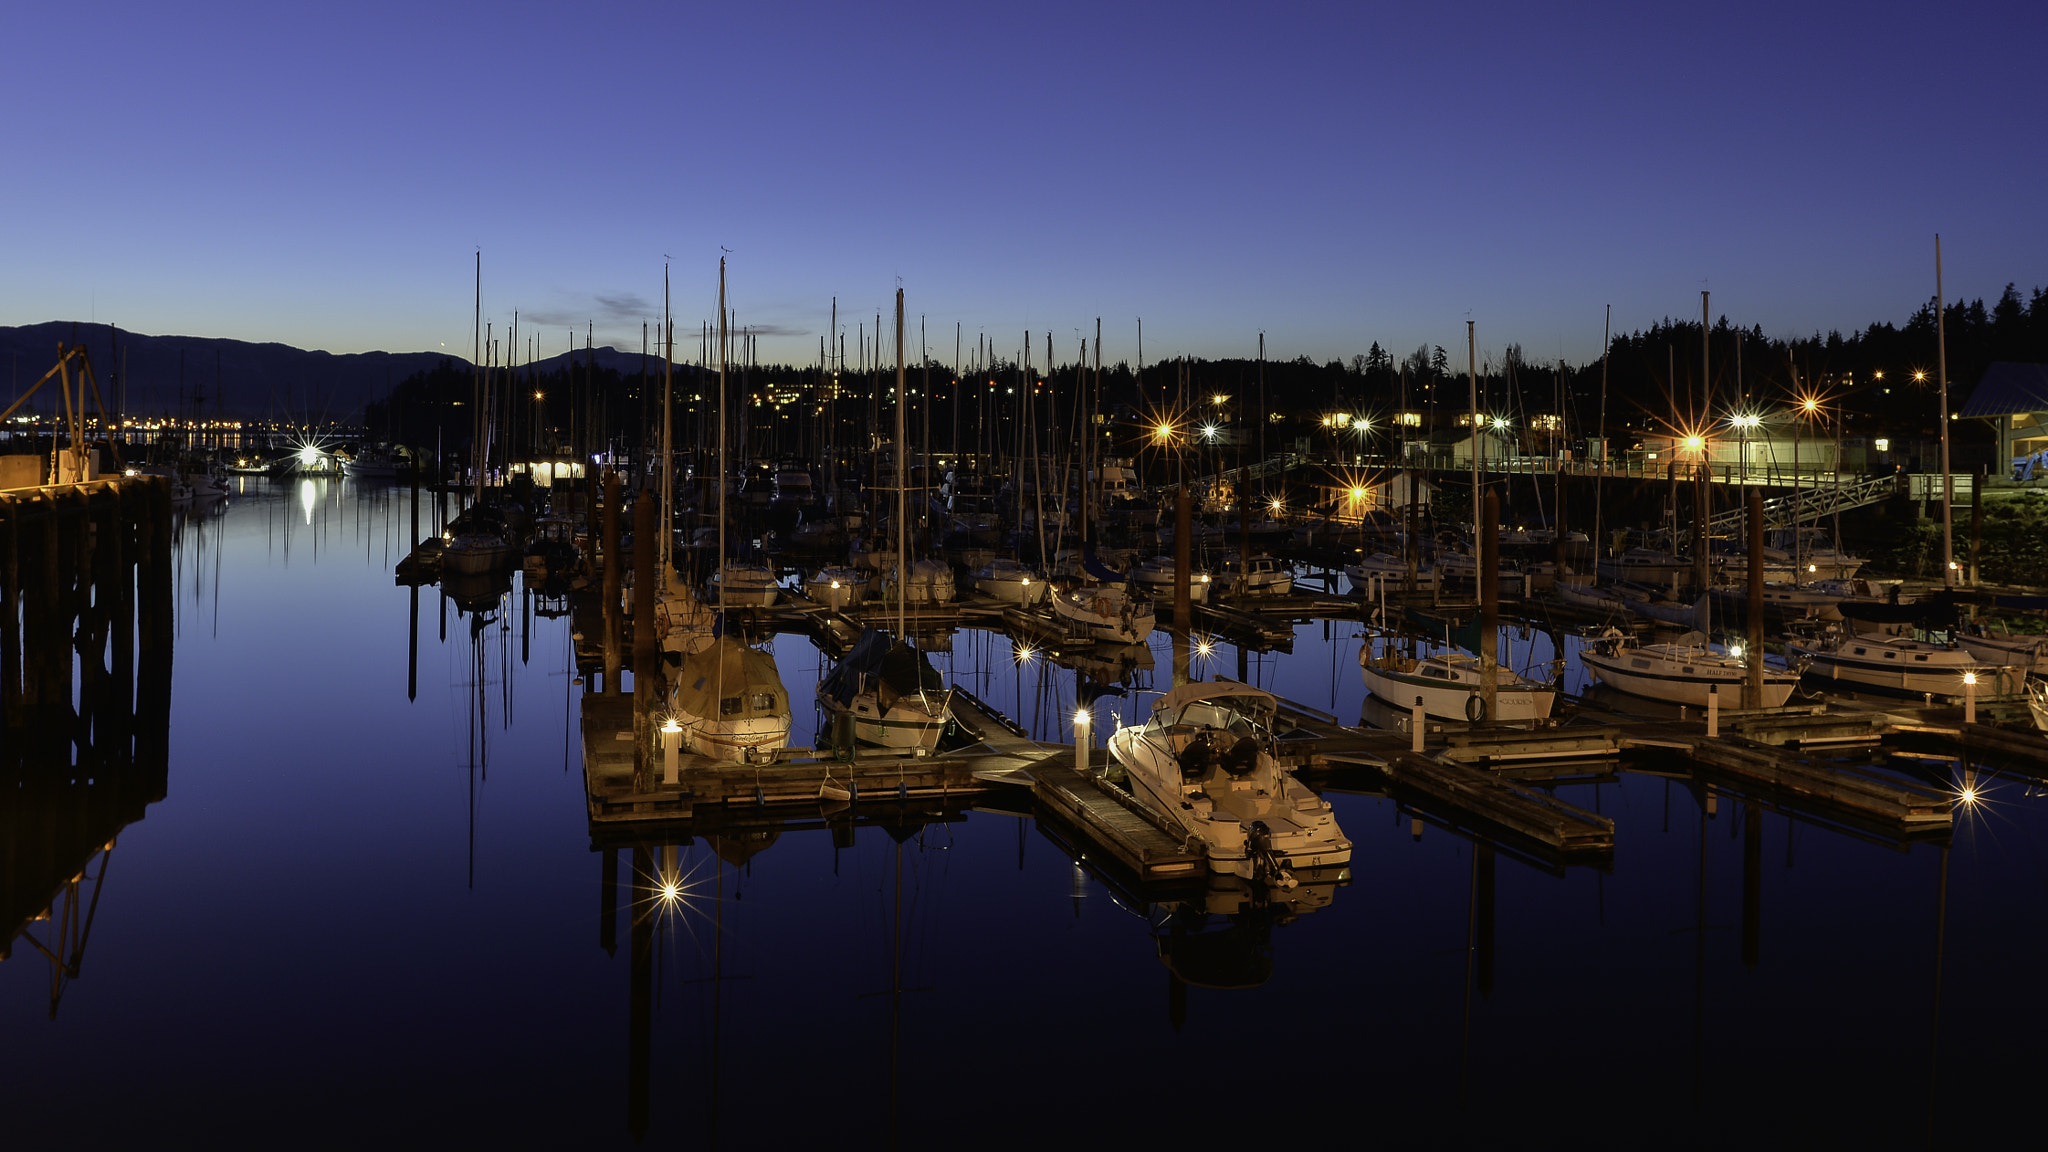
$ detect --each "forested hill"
[0,323,448,420]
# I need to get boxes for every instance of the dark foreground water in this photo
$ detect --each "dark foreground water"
[6,480,2045,1150]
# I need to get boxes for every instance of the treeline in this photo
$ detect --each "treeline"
[365,284,2048,464]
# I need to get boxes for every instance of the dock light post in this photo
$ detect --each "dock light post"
[1411,695,1425,753]
[1963,671,1977,725]
[660,717,682,785]
[1074,707,1090,776]
[1707,683,1719,737]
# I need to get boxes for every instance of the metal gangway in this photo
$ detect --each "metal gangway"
[1705,474,1897,534]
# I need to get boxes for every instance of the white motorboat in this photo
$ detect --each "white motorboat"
[817,630,954,752]
[1107,681,1351,879]
[1131,555,1213,603]
[1581,628,1801,708]
[1359,648,1557,723]
[708,562,781,606]
[1784,630,2021,698]
[667,635,793,762]
[804,566,868,610]
[1051,582,1156,645]
[1219,553,1293,596]
[972,557,1047,605]
[1955,625,2048,676]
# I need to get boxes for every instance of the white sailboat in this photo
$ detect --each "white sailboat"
[1051,582,1157,645]
[971,557,1046,605]
[1359,648,1556,723]
[816,289,952,751]
[1132,555,1214,602]
[665,258,792,763]
[1784,629,2020,698]
[1107,682,1351,879]
[1581,629,1801,708]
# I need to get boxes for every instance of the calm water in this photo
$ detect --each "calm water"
[6,480,2045,1149]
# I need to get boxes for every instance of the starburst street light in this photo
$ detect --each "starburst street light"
[1201,423,1219,442]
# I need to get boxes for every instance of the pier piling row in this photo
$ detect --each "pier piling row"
[2,477,175,989]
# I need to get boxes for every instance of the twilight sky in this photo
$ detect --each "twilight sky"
[5,1,2041,370]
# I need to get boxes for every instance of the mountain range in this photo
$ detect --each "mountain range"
[0,323,662,421]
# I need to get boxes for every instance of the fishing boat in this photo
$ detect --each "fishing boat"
[1581,628,1801,708]
[1784,629,2019,698]
[707,561,781,606]
[1131,555,1213,603]
[1107,681,1351,879]
[1219,553,1293,596]
[1051,582,1156,645]
[667,635,793,762]
[971,557,1047,605]
[521,513,580,579]
[804,565,868,610]
[817,629,953,752]
[1359,648,1557,723]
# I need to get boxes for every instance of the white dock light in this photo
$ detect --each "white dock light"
[1074,708,1090,776]
[1963,671,1977,725]
[660,715,683,784]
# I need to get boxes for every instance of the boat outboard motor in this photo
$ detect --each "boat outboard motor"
[1221,734,1261,776]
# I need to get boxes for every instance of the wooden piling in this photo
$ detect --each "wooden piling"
[1746,487,1765,708]
[602,470,621,694]
[631,492,658,789]
[1480,490,1499,720]
[1174,482,1192,632]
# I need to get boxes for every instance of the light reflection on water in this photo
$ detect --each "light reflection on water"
[1,481,2043,1147]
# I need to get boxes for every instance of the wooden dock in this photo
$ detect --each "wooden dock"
[1028,755,1208,883]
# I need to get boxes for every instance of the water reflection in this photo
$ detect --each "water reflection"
[6,482,2046,1147]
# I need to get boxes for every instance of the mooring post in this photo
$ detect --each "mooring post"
[1746,488,1765,709]
[1707,682,1720,738]
[1411,695,1425,752]
[2,495,19,731]
[1480,490,1499,722]
[602,469,622,694]
[631,491,658,790]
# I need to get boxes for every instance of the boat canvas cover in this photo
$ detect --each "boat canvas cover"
[819,629,944,710]
[673,636,788,720]
[1151,679,1278,715]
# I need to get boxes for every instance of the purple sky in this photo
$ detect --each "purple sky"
[7,1,2042,370]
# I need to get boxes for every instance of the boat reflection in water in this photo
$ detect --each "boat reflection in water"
[1155,866,1349,1026]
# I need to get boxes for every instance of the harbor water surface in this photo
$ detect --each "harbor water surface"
[6,479,2045,1148]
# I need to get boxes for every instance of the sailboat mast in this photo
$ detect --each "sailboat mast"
[662,264,673,581]
[1467,321,1479,550]
[718,259,728,619]
[1594,305,1609,572]
[894,289,907,639]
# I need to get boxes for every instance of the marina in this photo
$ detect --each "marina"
[6,10,2047,1139]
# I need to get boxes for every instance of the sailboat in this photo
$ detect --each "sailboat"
[817,629,954,752]
[816,289,952,750]
[664,259,792,763]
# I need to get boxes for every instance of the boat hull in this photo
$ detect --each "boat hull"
[1360,658,1556,722]
[1582,651,1798,708]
